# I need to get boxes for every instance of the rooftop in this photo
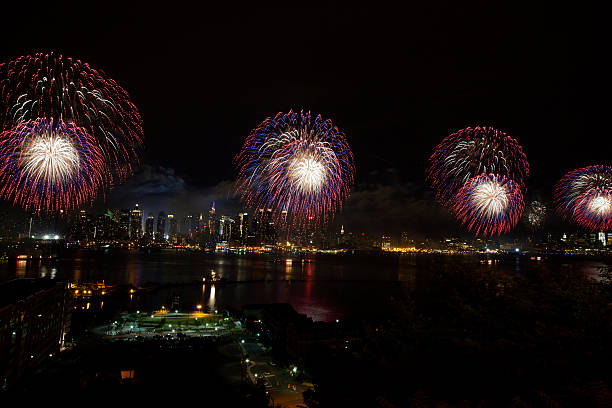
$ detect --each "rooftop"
[0,278,62,309]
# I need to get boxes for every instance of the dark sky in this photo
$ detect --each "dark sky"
[0,1,599,238]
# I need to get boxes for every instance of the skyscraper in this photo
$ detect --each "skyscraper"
[181,214,194,237]
[219,216,234,243]
[119,210,131,241]
[145,213,154,238]
[129,204,143,240]
[237,212,248,245]
[156,211,166,240]
[198,213,205,231]
[167,213,178,240]
[208,201,218,244]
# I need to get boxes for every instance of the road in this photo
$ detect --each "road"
[239,337,311,408]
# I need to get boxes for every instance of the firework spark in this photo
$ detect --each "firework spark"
[0,52,143,181]
[427,126,529,204]
[21,131,80,184]
[234,110,354,228]
[554,165,612,231]
[524,200,547,231]
[452,174,524,236]
[0,118,104,211]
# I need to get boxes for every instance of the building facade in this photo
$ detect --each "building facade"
[0,279,72,389]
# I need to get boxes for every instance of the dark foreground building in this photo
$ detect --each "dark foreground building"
[0,279,71,389]
[243,303,362,359]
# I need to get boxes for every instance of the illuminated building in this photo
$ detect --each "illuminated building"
[118,209,131,241]
[263,220,277,245]
[277,209,289,240]
[251,211,262,245]
[401,231,414,247]
[93,212,115,240]
[145,213,154,238]
[380,235,392,249]
[156,211,166,241]
[336,225,345,246]
[237,212,249,245]
[219,216,234,243]
[198,213,205,231]
[71,209,92,241]
[598,232,607,247]
[167,213,178,240]
[181,214,193,237]
[0,279,71,389]
[129,204,143,240]
[208,202,218,245]
[251,208,277,245]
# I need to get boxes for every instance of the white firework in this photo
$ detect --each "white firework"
[524,201,547,230]
[20,131,80,183]
[471,179,509,216]
[288,153,327,194]
[262,129,337,196]
[586,193,612,217]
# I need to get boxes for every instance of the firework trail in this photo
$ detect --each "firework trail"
[234,110,355,228]
[427,126,529,204]
[554,165,612,231]
[0,52,143,181]
[0,118,104,211]
[452,174,525,236]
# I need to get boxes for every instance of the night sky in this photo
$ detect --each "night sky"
[0,1,600,238]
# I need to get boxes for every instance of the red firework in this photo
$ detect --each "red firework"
[0,118,105,211]
[452,174,525,236]
[0,52,143,182]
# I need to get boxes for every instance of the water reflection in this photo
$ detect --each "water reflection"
[126,259,142,287]
[304,261,314,298]
[208,284,216,312]
[1,250,609,322]
[16,260,27,278]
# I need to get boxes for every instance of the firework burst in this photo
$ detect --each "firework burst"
[452,174,525,236]
[0,118,104,211]
[427,126,529,204]
[0,52,143,181]
[524,200,547,231]
[554,165,612,231]
[234,110,355,228]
